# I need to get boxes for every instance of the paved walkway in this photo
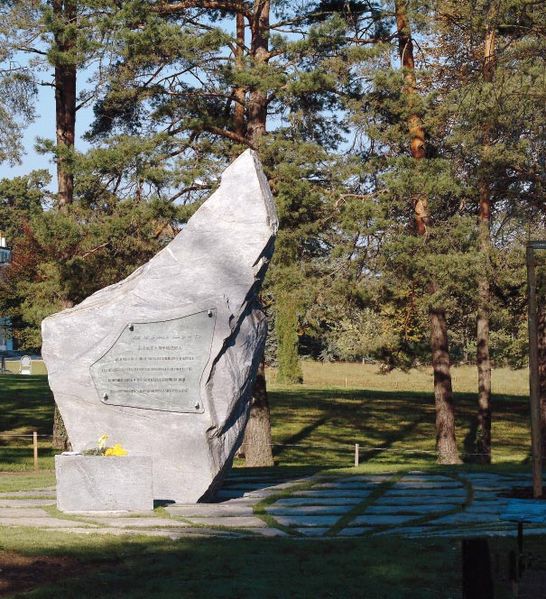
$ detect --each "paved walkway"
[1,471,545,540]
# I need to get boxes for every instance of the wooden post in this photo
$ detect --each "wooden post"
[354,443,359,467]
[33,431,38,471]
[527,243,543,498]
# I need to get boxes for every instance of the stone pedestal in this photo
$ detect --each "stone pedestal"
[56,455,153,512]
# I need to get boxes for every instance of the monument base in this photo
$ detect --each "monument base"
[55,455,153,512]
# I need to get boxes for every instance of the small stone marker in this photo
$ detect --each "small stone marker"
[56,455,153,512]
[43,150,278,504]
[19,355,31,375]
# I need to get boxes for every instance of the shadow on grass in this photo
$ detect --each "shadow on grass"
[269,388,531,468]
[0,533,464,599]
[0,375,54,436]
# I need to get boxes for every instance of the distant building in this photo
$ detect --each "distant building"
[0,233,14,352]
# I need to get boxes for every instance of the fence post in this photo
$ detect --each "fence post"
[354,443,359,467]
[33,431,38,471]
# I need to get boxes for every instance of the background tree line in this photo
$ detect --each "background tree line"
[0,0,544,465]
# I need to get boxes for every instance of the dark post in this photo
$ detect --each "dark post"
[462,538,494,599]
[527,242,544,498]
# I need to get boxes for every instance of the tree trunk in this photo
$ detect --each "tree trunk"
[51,2,76,447]
[246,0,269,144]
[476,182,492,463]
[242,1,274,466]
[53,0,77,209]
[233,6,246,140]
[538,300,546,453]
[431,308,460,463]
[243,359,274,466]
[474,20,496,464]
[395,0,459,463]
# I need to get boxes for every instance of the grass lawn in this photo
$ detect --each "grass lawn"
[0,362,533,473]
[0,528,462,598]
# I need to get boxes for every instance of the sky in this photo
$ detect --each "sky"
[0,78,94,187]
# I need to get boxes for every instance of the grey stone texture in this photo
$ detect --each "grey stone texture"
[42,150,278,503]
[273,515,340,527]
[183,516,267,528]
[56,455,154,512]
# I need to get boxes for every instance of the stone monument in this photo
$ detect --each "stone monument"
[43,149,277,504]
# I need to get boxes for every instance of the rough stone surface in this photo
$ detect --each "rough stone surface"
[42,150,278,503]
[56,455,154,512]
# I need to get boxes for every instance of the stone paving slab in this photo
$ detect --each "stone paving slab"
[338,476,391,483]
[292,490,371,498]
[267,505,350,516]
[365,504,458,515]
[383,488,466,498]
[295,527,330,537]
[312,482,377,489]
[166,504,255,517]
[338,527,373,537]
[0,507,52,518]
[431,512,501,525]
[350,514,418,526]
[216,489,277,500]
[51,527,238,539]
[183,516,267,528]
[274,497,362,507]
[394,481,463,489]
[88,517,191,528]
[1,472,542,541]
[273,515,340,528]
[248,527,289,537]
[0,489,56,498]
[377,495,464,506]
[0,517,94,528]
[0,499,57,508]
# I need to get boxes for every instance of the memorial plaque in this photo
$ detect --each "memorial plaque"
[90,309,216,413]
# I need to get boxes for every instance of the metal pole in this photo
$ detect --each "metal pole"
[354,443,359,467]
[526,245,543,498]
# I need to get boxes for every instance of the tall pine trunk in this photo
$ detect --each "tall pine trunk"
[538,296,546,454]
[431,308,459,462]
[51,0,77,451]
[233,6,246,140]
[53,0,77,210]
[474,20,496,464]
[242,0,274,466]
[242,361,274,466]
[395,0,459,463]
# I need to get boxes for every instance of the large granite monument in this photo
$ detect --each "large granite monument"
[43,149,277,504]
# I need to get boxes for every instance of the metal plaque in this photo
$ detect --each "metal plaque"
[90,309,216,413]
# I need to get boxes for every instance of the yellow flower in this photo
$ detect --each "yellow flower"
[97,434,109,449]
[104,443,128,457]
